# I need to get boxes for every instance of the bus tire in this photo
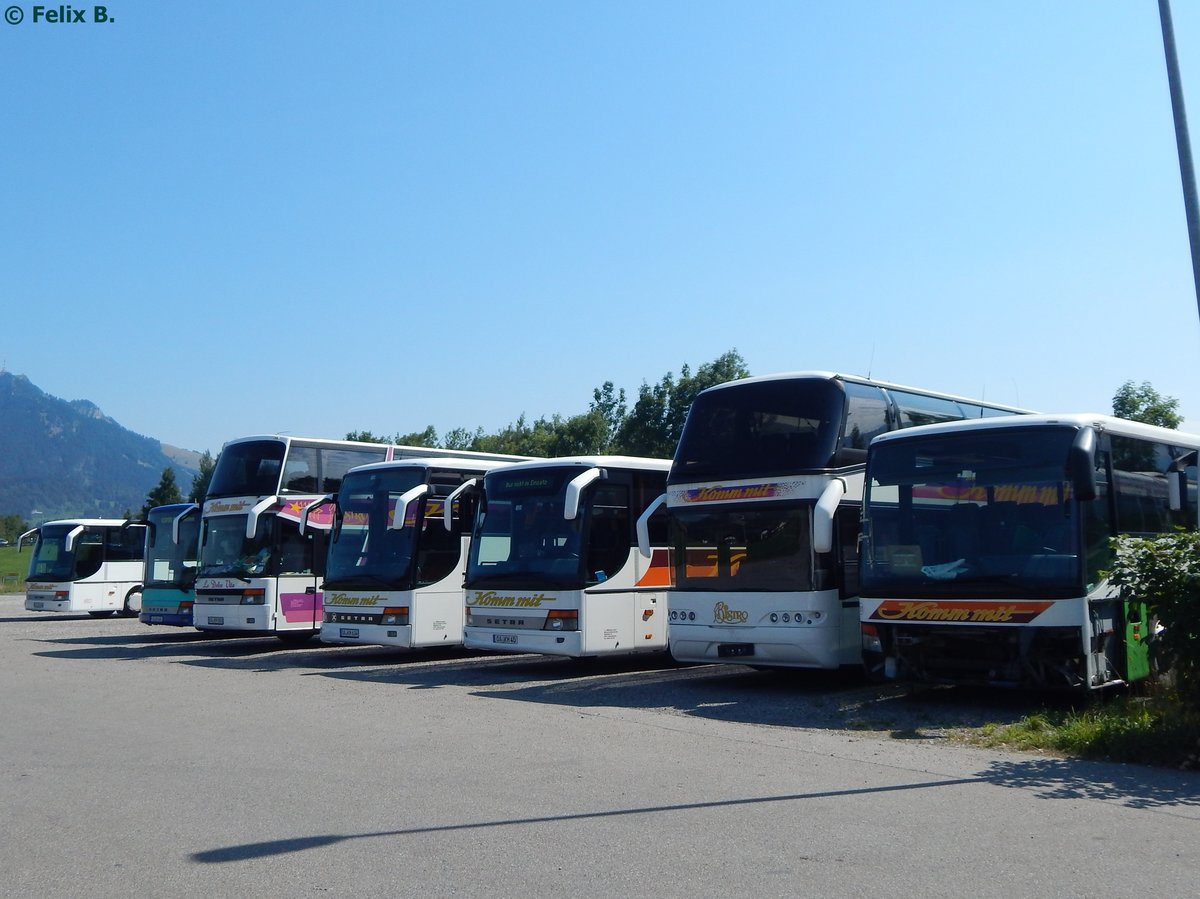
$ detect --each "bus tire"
[121,589,142,617]
[88,610,117,618]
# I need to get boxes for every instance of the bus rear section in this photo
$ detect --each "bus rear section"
[139,504,200,627]
[193,496,326,639]
[22,519,146,617]
[462,457,671,658]
[317,458,508,649]
[859,414,1199,691]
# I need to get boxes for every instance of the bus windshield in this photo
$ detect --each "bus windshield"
[670,505,814,591]
[467,468,585,589]
[862,427,1083,598]
[325,467,426,589]
[671,378,843,481]
[198,515,273,579]
[145,508,199,589]
[29,525,99,581]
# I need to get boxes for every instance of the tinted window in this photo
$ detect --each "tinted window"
[671,378,844,482]
[889,390,968,429]
[207,440,286,497]
[839,382,890,463]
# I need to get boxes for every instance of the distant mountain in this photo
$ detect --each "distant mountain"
[0,372,200,520]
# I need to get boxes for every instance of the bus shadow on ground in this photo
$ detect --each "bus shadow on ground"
[178,642,485,673]
[459,664,1049,735]
[312,651,689,691]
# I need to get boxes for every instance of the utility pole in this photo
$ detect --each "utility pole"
[1159,0,1200,326]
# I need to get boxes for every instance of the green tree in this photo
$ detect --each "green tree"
[188,450,216,503]
[396,426,439,447]
[143,468,183,516]
[613,349,750,458]
[1112,381,1182,429]
[345,430,389,444]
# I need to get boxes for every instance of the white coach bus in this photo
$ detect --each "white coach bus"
[646,372,1028,670]
[463,456,672,658]
[22,519,146,617]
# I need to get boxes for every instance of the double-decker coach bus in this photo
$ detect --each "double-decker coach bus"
[138,503,200,627]
[310,457,518,649]
[21,519,147,618]
[647,372,1029,670]
[194,435,528,641]
[859,413,1199,691]
[463,456,672,658]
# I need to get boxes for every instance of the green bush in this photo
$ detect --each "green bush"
[1108,531,1200,708]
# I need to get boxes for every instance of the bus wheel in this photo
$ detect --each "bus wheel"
[121,590,142,617]
[88,610,117,618]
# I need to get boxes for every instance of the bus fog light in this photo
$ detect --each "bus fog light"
[782,613,791,623]
[770,613,778,623]
[548,618,564,630]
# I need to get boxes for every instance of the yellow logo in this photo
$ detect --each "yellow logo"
[470,590,551,608]
[714,601,748,623]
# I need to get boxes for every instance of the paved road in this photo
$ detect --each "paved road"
[2,595,1198,898]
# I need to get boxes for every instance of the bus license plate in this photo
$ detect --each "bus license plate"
[339,628,359,639]
[493,634,518,644]
[717,643,755,658]
[33,602,44,609]
[149,616,163,623]
[207,616,224,625]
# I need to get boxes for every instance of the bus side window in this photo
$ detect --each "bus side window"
[838,383,889,465]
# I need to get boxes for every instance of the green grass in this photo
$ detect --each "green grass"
[0,545,26,593]
[960,692,1200,769]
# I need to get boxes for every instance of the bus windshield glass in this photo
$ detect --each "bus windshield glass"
[145,508,199,589]
[670,378,843,481]
[325,467,427,589]
[198,514,273,579]
[29,525,98,581]
[862,427,1082,598]
[671,506,814,591]
[467,468,585,589]
[207,440,286,497]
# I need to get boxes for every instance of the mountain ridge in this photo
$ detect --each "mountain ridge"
[0,372,200,520]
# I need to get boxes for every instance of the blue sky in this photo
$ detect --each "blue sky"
[2,1,1197,454]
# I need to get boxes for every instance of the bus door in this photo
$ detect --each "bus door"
[275,514,326,631]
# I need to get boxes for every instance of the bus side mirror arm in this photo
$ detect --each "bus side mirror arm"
[1069,428,1097,503]
[64,525,84,554]
[813,478,846,555]
[392,485,430,530]
[564,468,604,521]
[247,495,280,539]
[300,495,334,537]
[443,479,477,532]
[636,492,667,559]
[172,504,200,545]
[17,527,38,553]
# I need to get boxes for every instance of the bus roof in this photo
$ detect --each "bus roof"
[697,370,1031,414]
[869,412,1200,449]
[485,455,672,475]
[32,519,136,528]
[217,434,531,463]
[343,457,507,477]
